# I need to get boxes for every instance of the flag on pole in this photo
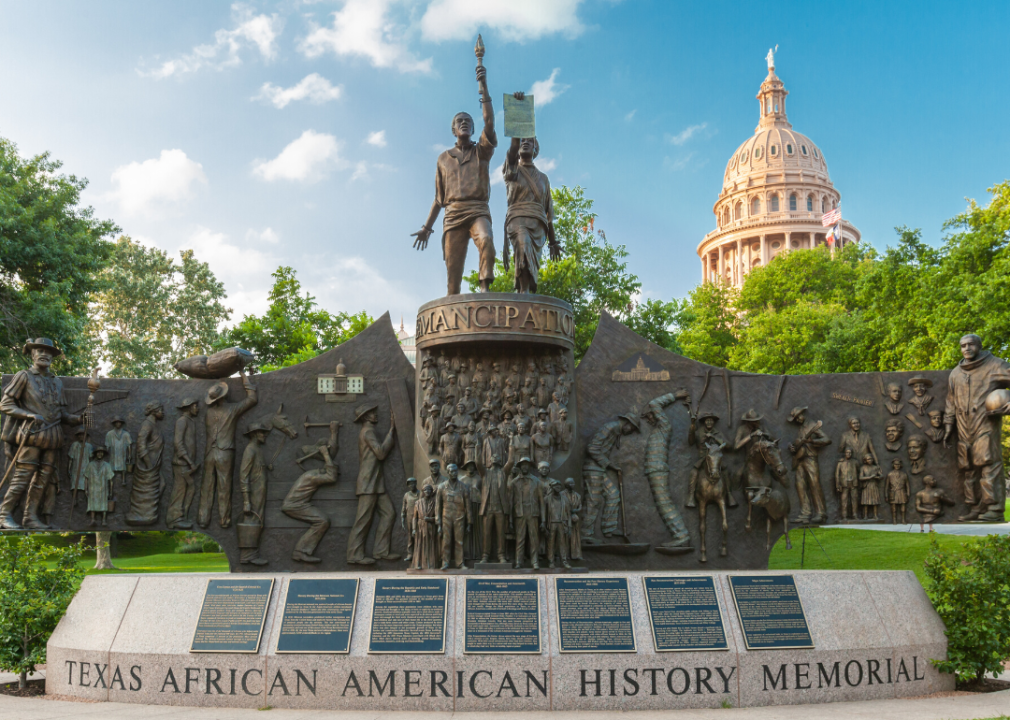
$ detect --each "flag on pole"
[821,208,841,227]
[825,223,839,246]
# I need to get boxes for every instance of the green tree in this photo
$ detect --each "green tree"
[0,534,84,688]
[924,534,1010,684]
[676,280,738,368]
[222,266,372,371]
[467,185,675,360]
[0,138,117,373]
[88,237,231,378]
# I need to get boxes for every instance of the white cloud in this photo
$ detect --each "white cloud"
[432,143,451,153]
[351,161,369,181]
[252,130,343,182]
[366,130,387,147]
[254,73,342,109]
[108,149,207,216]
[490,156,556,186]
[625,109,637,122]
[666,122,708,146]
[665,152,695,171]
[421,0,585,42]
[300,0,432,73]
[318,255,414,318]
[141,4,282,79]
[538,157,558,173]
[184,227,277,317]
[530,68,569,107]
[245,227,280,244]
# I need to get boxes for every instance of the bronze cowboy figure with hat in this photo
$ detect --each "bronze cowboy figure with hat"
[198,372,257,529]
[787,406,832,525]
[0,338,81,530]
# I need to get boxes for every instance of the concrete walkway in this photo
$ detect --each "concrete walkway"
[822,522,1010,536]
[0,691,1008,720]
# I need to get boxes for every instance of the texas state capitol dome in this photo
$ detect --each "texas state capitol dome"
[698,56,860,286]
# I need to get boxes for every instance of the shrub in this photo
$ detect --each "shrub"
[0,534,85,688]
[174,543,204,554]
[924,534,1010,683]
[201,540,221,553]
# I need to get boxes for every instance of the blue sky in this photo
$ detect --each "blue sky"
[1,1,1007,328]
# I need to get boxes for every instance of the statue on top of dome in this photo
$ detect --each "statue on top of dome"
[766,45,778,70]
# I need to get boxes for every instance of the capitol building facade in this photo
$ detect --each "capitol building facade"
[698,56,860,286]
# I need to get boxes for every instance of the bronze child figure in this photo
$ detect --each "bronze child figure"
[915,475,954,532]
[885,458,910,524]
[834,447,859,520]
[858,453,882,521]
[85,446,114,527]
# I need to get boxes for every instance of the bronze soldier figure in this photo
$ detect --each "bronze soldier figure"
[412,41,497,295]
[509,457,545,569]
[0,338,81,530]
[436,463,472,569]
[480,424,509,563]
[544,477,571,569]
[944,334,1010,521]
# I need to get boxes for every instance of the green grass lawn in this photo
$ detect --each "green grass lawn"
[6,531,229,575]
[769,527,978,585]
[768,499,1010,585]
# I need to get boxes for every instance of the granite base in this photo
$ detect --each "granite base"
[47,570,954,711]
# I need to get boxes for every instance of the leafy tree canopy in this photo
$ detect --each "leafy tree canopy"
[677,181,1010,375]
[0,138,117,373]
[88,237,231,378]
[467,185,681,360]
[221,266,372,371]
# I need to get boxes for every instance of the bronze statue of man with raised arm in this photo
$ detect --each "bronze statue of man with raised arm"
[411,36,497,296]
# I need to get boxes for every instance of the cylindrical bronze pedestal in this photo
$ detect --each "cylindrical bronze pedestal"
[412,293,578,485]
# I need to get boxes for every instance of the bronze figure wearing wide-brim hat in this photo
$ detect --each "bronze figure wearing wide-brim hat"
[788,406,808,423]
[110,415,126,425]
[176,397,199,409]
[907,376,933,388]
[22,337,62,357]
[206,381,229,405]
[354,403,379,423]
[618,410,641,431]
[697,411,719,422]
[740,409,764,423]
[244,421,270,436]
